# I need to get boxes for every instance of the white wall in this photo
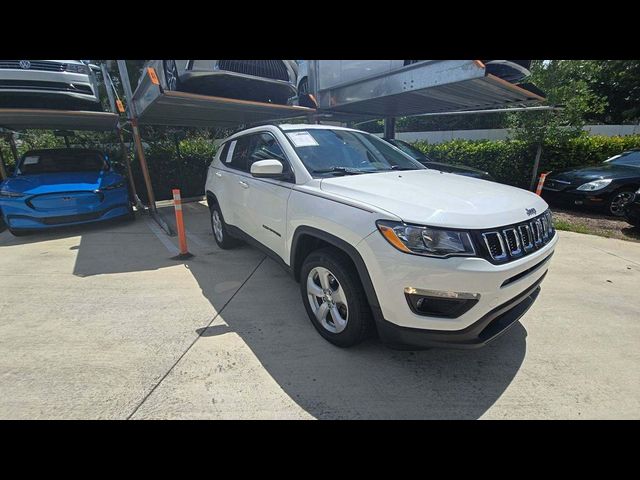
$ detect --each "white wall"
[386,125,640,144]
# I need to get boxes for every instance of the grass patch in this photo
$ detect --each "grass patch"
[553,219,591,235]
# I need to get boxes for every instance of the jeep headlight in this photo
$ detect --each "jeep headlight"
[376,220,476,258]
[576,179,612,191]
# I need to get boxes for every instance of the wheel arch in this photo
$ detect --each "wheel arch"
[205,190,218,208]
[291,226,382,319]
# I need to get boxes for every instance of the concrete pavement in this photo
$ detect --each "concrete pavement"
[0,202,638,419]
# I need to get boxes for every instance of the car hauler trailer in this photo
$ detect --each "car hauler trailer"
[304,60,544,121]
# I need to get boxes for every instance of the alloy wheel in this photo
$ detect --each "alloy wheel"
[610,191,635,216]
[164,60,178,90]
[212,210,223,242]
[306,266,349,333]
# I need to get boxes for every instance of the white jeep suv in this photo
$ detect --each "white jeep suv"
[204,124,557,349]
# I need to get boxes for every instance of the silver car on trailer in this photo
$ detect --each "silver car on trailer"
[141,60,298,105]
[0,60,101,111]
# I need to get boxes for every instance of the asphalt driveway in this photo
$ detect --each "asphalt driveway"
[1,201,638,419]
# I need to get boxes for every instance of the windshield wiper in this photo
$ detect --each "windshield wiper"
[390,165,420,171]
[311,166,367,176]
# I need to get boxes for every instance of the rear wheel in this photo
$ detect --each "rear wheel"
[300,247,373,347]
[163,60,181,91]
[210,203,238,249]
[608,189,636,217]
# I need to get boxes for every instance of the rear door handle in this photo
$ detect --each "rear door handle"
[239,181,249,189]
[215,172,223,178]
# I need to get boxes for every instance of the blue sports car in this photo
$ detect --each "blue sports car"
[0,148,133,236]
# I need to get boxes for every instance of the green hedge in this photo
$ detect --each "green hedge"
[413,135,640,189]
[4,132,640,199]
[129,137,217,202]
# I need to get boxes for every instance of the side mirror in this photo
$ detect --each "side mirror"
[250,159,284,178]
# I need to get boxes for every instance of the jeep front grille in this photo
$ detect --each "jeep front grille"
[218,60,290,82]
[476,210,555,263]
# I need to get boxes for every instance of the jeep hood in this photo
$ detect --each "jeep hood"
[320,170,548,229]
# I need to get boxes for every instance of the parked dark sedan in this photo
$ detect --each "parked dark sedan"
[382,138,495,181]
[624,188,640,227]
[542,149,640,217]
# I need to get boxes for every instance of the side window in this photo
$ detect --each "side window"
[246,133,293,181]
[217,142,230,164]
[225,135,251,172]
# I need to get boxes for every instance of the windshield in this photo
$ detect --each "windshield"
[604,151,640,167]
[285,129,425,176]
[18,151,108,175]
[387,139,429,162]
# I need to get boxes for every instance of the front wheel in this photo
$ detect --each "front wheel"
[608,189,636,217]
[300,247,373,347]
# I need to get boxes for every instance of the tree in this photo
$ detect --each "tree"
[508,60,607,143]
[588,60,640,124]
[507,60,608,189]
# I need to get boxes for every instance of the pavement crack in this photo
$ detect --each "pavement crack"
[126,254,267,420]
[590,245,640,267]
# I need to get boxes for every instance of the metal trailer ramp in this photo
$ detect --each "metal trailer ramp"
[133,72,316,128]
[309,60,545,120]
[0,108,120,131]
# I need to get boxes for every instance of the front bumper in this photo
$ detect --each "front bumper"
[541,186,613,209]
[356,228,557,348]
[179,71,297,104]
[0,69,100,110]
[377,273,543,349]
[0,189,130,231]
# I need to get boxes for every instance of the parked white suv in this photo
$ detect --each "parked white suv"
[205,124,557,349]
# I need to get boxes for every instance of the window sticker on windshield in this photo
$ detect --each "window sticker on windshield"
[226,141,237,163]
[287,131,319,148]
[23,156,40,165]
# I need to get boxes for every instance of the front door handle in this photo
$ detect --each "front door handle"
[239,180,249,189]
[215,172,223,178]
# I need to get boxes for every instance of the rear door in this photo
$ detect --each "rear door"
[218,135,252,232]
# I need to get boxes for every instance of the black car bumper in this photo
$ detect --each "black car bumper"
[625,198,640,226]
[376,272,545,350]
[541,187,612,209]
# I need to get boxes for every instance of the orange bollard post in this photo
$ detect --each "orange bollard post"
[172,189,193,259]
[535,172,549,196]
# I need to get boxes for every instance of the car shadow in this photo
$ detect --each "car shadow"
[21,201,527,419]
[189,255,528,419]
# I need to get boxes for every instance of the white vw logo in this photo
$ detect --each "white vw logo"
[19,60,31,69]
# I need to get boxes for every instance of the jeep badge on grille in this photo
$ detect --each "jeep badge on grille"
[526,208,537,216]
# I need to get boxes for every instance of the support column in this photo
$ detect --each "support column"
[7,133,19,163]
[384,117,396,139]
[0,149,7,180]
[117,127,143,210]
[116,60,158,214]
[130,118,157,212]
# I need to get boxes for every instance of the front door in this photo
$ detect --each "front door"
[243,132,293,261]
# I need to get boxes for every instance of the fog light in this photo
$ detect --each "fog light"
[404,288,480,318]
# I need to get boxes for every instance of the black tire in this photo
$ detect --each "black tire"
[300,247,373,347]
[297,77,318,108]
[162,60,181,91]
[626,215,640,228]
[607,188,636,217]
[209,202,238,249]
